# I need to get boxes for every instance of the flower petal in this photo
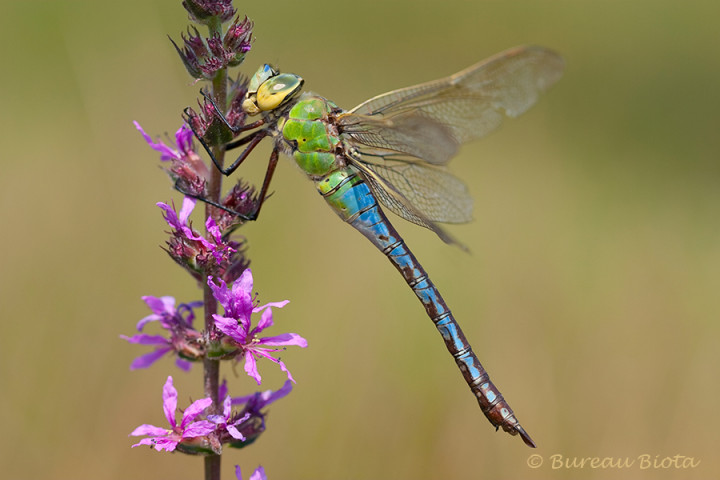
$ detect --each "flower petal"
[134,121,179,162]
[175,358,193,372]
[249,466,267,480]
[276,358,295,383]
[182,419,216,438]
[131,437,158,448]
[162,376,178,428]
[206,414,225,424]
[121,334,168,346]
[226,423,246,440]
[234,269,253,297]
[206,216,223,243]
[207,276,231,307]
[183,300,204,310]
[213,315,246,343]
[262,380,293,405]
[181,397,213,427]
[222,393,232,418]
[157,202,181,229]
[258,333,307,348]
[149,437,179,452]
[136,313,161,330]
[247,349,295,383]
[218,379,228,400]
[252,300,289,313]
[175,124,194,154]
[254,306,274,333]
[130,424,168,437]
[128,347,172,370]
[178,196,197,224]
[142,295,176,316]
[244,350,262,385]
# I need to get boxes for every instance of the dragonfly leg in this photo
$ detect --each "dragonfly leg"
[220,131,267,176]
[241,148,280,221]
[183,107,268,176]
[174,115,269,221]
[172,179,254,221]
[173,148,280,223]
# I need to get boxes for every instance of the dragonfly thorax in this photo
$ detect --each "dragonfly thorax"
[280,94,346,177]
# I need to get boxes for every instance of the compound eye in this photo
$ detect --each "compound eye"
[248,64,277,93]
[256,73,303,111]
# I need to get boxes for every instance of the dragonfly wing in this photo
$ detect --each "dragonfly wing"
[335,46,562,246]
[338,110,459,165]
[363,159,473,224]
[340,45,564,163]
[349,159,469,250]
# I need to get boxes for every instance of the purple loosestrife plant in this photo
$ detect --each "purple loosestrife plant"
[126,2,304,479]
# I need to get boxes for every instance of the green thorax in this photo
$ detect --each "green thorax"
[281,95,342,176]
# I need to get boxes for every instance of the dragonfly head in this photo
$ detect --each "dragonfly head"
[243,64,304,115]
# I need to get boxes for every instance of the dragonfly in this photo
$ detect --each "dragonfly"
[191,45,563,447]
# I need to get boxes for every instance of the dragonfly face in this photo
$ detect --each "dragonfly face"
[242,64,304,115]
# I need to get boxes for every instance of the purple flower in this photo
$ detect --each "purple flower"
[231,379,293,411]
[210,379,293,447]
[159,197,216,254]
[135,122,193,163]
[130,376,215,452]
[158,198,248,282]
[229,380,293,446]
[159,197,223,261]
[236,465,267,480]
[206,389,250,442]
[209,270,307,384]
[135,295,201,331]
[121,296,203,370]
[135,121,210,197]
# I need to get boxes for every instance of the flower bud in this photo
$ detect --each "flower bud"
[224,17,253,66]
[182,0,236,25]
[170,17,253,80]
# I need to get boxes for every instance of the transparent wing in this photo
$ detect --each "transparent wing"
[349,160,468,250]
[338,110,459,165]
[364,159,473,224]
[338,45,564,165]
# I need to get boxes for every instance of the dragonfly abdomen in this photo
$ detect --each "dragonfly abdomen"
[385,242,536,447]
[316,167,536,447]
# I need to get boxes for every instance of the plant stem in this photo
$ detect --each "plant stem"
[203,69,227,411]
[203,18,227,480]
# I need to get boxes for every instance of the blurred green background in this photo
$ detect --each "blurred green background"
[1,0,719,479]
